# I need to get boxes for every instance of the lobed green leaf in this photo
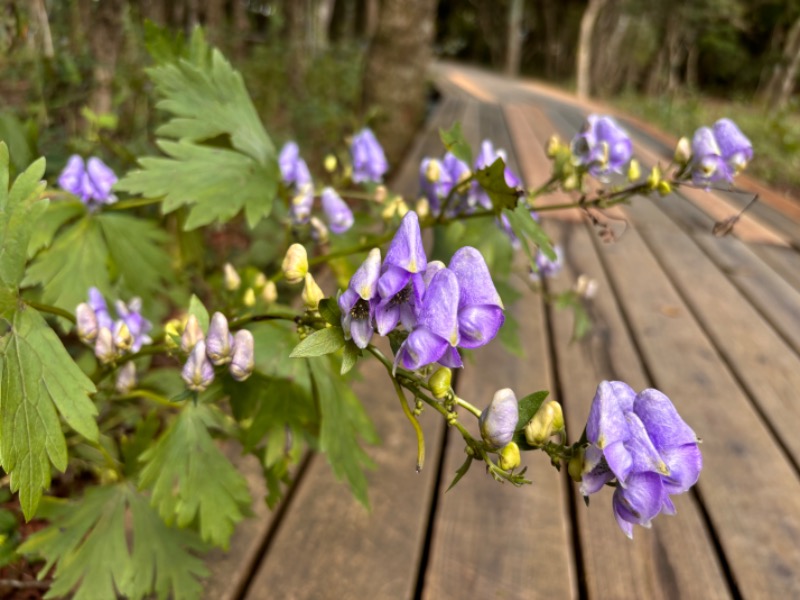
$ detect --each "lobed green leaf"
[290,326,346,358]
[439,122,473,166]
[475,158,520,212]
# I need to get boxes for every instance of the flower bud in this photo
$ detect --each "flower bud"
[550,401,565,432]
[181,314,205,353]
[76,302,99,344]
[425,159,442,183]
[627,159,641,182]
[646,165,662,191]
[242,287,256,307]
[95,327,116,364]
[229,329,255,382]
[525,402,556,447]
[546,134,562,158]
[262,280,278,304]
[182,340,215,392]
[479,388,519,449]
[302,273,325,310]
[429,368,452,399]
[374,185,387,203]
[112,321,133,353]
[115,361,137,395]
[206,312,234,365]
[310,216,330,244]
[657,180,672,196]
[562,173,580,191]
[568,447,585,482]
[574,274,598,299]
[415,197,430,219]
[253,272,267,289]
[324,154,337,172]
[674,136,692,164]
[164,318,182,349]
[498,441,521,471]
[282,243,308,284]
[223,263,241,291]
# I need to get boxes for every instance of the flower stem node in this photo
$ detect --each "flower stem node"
[181,314,205,353]
[498,441,521,471]
[525,402,556,447]
[302,273,325,310]
[479,388,519,449]
[429,368,452,399]
[223,263,242,291]
[568,447,585,482]
[282,243,309,284]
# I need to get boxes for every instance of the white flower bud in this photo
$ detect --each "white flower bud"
[282,243,308,284]
[223,263,242,291]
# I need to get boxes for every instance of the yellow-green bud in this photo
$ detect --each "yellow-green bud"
[627,159,641,182]
[282,243,308,284]
[164,318,183,349]
[525,402,555,447]
[310,216,330,244]
[550,401,565,433]
[324,154,337,172]
[546,134,561,158]
[657,180,672,196]
[223,262,241,291]
[415,197,431,219]
[253,272,267,290]
[563,173,580,191]
[112,321,133,353]
[674,136,692,164]
[498,441,521,471]
[243,287,257,307]
[374,185,387,203]
[646,165,662,191]
[425,159,442,183]
[568,447,585,482]
[302,273,325,310]
[429,368,452,399]
[262,280,278,304]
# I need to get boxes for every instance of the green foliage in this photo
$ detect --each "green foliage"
[439,122,473,166]
[187,294,210,331]
[290,326,346,358]
[512,391,550,450]
[138,403,252,549]
[554,290,592,341]
[502,205,557,263]
[19,484,208,600]
[475,158,520,211]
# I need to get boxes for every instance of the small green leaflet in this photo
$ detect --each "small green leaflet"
[502,204,557,264]
[341,341,361,375]
[512,390,550,450]
[138,403,252,549]
[18,484,208,600]
[318,297,342,326]
[439,122,473,166]
[475,158,521,212]
[187,294,210,331]
[26,200,85,259]
[446,455,474,492]
[290,326,346,358]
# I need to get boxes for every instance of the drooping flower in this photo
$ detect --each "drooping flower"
[395,268,462,371]
[529,245,564,281]
[375,211,427,335]
[690,126,731,186]
[351,128,388,183]
[58,155,118,207]
[81,288,151,354]
[87,287,113,330]
[182,340,215,392]
[289,184,315,225]
[448,247,505,349]
[279,141,312,189]
[320,187,354,234]
[76,303,99,344]
[571,115,633,179]
[339,248,382,348]
[479,388,519,449]
[230,329,255,382]
[114,297,152,352]
[420,153,471,216]
[711,118,752,176]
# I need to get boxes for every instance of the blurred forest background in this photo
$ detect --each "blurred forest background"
[1,0,800,193]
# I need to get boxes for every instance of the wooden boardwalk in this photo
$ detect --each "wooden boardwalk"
[205,64,800,600]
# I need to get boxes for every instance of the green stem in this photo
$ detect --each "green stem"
[437,174,476,223]
[107,197,162,211]
[27,300,76,324]
[391,377,426,472]
[115,389,177,408]
[454,396,482,418]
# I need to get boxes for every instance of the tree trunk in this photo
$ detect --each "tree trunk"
[576,0,607,99]
[365,0,380,40]
[88,0,125,116]
[286,0,309,94]
[362,0,438,165]
[232,0,250,58]
[312,0,337,52]
[204,0,226,44]
[32,0,54,59]
[685,42,699,90]
[771,17,800,110]
[505,0,524,76]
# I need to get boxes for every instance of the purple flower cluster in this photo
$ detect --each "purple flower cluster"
[180,312,255,392]
[571,115,633,179]
[76,289,153,393]
[338,211,505,371]
[580,381,702,538]
[58,155,118,207]
[278,142,354,233]
[690,119,752,187]
[529,245,564,281]
[351,128,389,184]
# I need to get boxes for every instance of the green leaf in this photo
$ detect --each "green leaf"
[439,122,473,166]
[341,341,360,375]
[511,390,550,450]
[19,484,208,600]
[310,363,376,507]
[554,290,592,341]
[502,205,557,264]
[446,455,474,492]
[290,326,346,358]
[26,200,85,259]
[187,294,210,331]
[475,158,520,212]
[318,297,342,326]
[138,404,252,548]
[0,306,98,519]
[117,141,278,230]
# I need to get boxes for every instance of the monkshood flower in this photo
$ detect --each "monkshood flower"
[230,329,255,381]
[289,184,315,225]
[420,153,471,216]
[278,141,312,189]
[182,340,215,392]
[713,119,752,175]
[395,268,462,371]
[580,381,702,538]
[690,127,730,187]
[339,248,382,348]
[58,155,118,207]
[529,245,564,281]
[351,128,388,183]
[448,247,505,349]
[206,312,234,365]
[79,288,152,359]
[571,115,633,179]
[321,187,354,234]
[75,303,99,344]
[375,211,427,335]
[479,388,519,449]
[471,140,521,210]
[114,297,153,352]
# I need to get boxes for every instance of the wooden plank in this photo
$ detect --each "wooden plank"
[422,102,576,599]
[504,102,731,599]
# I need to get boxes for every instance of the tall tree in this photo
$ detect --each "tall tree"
[362,0,438,164]
[505,0,524,76]
[576,0,608,99]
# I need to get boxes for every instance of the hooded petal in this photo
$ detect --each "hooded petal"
[417,269,460,346]
[377,265,411,300]
[384,211,427,274]
[659,443,703,495]
[448,246,503,309]
[633,388,698,450]
[586,381,635,449]
[456,305,504,349]
[399,327,448,370]
[351,128,388,183]
[350,248,382,300]
[691,127,731,185]
[321,187,354,233]
[612,471,665,537]
[479,388,519,449]
[58,155,86,198]
[85,157,118,204]
[712,118,752,171]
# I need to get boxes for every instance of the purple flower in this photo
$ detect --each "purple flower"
[479,388,519,449]
[75,303,99,344]
[351,128,388,183]
[206,312,234,365]
[114,297,152,352]
[571,115,632,179]
[87,287,113,330]
[321,187,354,234]
[690,127,731,186]
[471,140,521,210]
[529,245,563,281]
[182,340,215,392]
[289,185,314,225]
[82,288,151,353]
[711,118,752,176]
[395,268,462,371]
[279,142,312,189]
[58,155,118,207]
[580,381,702,538]
[230,329,255,381]
[420,153,472,216]
[448,247,505,349]
[339,248,382,348]
[375,211,427,335]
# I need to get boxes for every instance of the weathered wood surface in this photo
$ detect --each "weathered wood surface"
[206,64,800,599]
